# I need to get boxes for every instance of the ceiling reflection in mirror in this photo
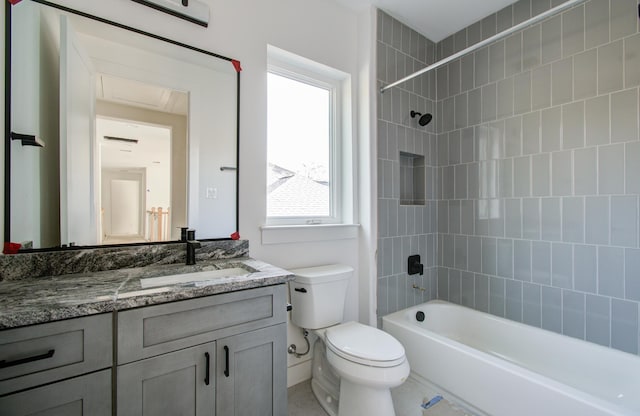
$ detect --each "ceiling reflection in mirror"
[6,0,239,250]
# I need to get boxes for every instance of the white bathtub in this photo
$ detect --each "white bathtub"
[382,300,640,416]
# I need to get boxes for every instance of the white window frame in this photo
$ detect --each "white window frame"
[266,55,344,226]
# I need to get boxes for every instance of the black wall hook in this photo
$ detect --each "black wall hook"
[10,132,44,147]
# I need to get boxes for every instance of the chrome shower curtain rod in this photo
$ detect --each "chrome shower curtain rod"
[380,0,587,94]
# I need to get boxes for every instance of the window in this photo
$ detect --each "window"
[266,49,347,225]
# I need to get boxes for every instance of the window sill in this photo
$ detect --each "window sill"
[260,224,359,245]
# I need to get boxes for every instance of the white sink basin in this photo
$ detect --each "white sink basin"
[140,267,250,289]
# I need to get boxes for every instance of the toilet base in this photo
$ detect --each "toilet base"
[311,378,339,416]
[338,379,396,416]
[310,338,340,416]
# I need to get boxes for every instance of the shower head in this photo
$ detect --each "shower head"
[410,111,433,126]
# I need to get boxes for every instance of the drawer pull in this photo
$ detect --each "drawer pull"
[224,346,230,377]
[0,349,55,369]
[204,352,211,385]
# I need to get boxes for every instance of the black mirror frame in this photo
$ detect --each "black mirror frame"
[3,0,240,252]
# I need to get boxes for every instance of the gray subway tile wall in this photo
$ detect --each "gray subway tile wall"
[377,10,439,327]
[377,0,640,356]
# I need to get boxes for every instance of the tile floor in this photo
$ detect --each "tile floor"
[288,376,472,416]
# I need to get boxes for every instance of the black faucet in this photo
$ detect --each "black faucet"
[179,227,189,242]
[186,229,201,265]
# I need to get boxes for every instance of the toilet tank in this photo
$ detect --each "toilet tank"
[289,264,353,329]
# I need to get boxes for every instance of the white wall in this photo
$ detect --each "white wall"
[358,7,378,327]
[9,2,42,248]
[3,0,376,386]
[1,3,4,247]
[9,3,60,248]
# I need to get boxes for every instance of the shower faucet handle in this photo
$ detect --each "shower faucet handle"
[408,254,424,276]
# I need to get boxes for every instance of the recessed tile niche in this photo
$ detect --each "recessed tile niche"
[399,151,425,206]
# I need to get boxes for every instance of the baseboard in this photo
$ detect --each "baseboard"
[287,359,312,388]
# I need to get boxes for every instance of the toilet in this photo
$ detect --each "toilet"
[289,264,410,416]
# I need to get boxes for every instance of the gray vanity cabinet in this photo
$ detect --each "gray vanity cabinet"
[216,323,287,416]
[0,314,113,415]
[116,284,288,416]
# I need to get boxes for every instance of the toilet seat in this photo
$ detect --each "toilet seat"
[325,321,406,368]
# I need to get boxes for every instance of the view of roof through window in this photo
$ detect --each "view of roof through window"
[267,72,331,218]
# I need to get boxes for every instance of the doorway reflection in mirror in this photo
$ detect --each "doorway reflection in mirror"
[96,75,188,245]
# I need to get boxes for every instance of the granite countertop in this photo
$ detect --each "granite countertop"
[0,257,294,329]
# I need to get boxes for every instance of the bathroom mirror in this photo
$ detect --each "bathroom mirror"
[5,0,240,250]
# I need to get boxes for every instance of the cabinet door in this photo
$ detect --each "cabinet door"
[117,342,215,416]
[216,323,287,416]
[0,369,111,415]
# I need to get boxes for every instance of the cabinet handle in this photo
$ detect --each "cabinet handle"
[0,349,55,369]
[224,346,230,377]
[204,352,210,385]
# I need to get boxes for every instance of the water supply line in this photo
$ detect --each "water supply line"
[287,329,311,358]
[380,0,588,94]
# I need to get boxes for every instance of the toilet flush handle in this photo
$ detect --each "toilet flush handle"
[294,287,307,293]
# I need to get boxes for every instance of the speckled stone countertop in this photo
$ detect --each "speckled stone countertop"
[0,257,294,329]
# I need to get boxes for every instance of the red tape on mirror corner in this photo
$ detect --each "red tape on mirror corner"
[3,242,21,254]
[231,59,242,73]
[8,0,22,5]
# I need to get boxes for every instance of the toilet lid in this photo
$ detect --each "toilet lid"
[325,321,406,367]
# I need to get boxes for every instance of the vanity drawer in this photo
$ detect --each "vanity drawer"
[118,285,286,364]
[0,369,111,415]
[0,313,113,395]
